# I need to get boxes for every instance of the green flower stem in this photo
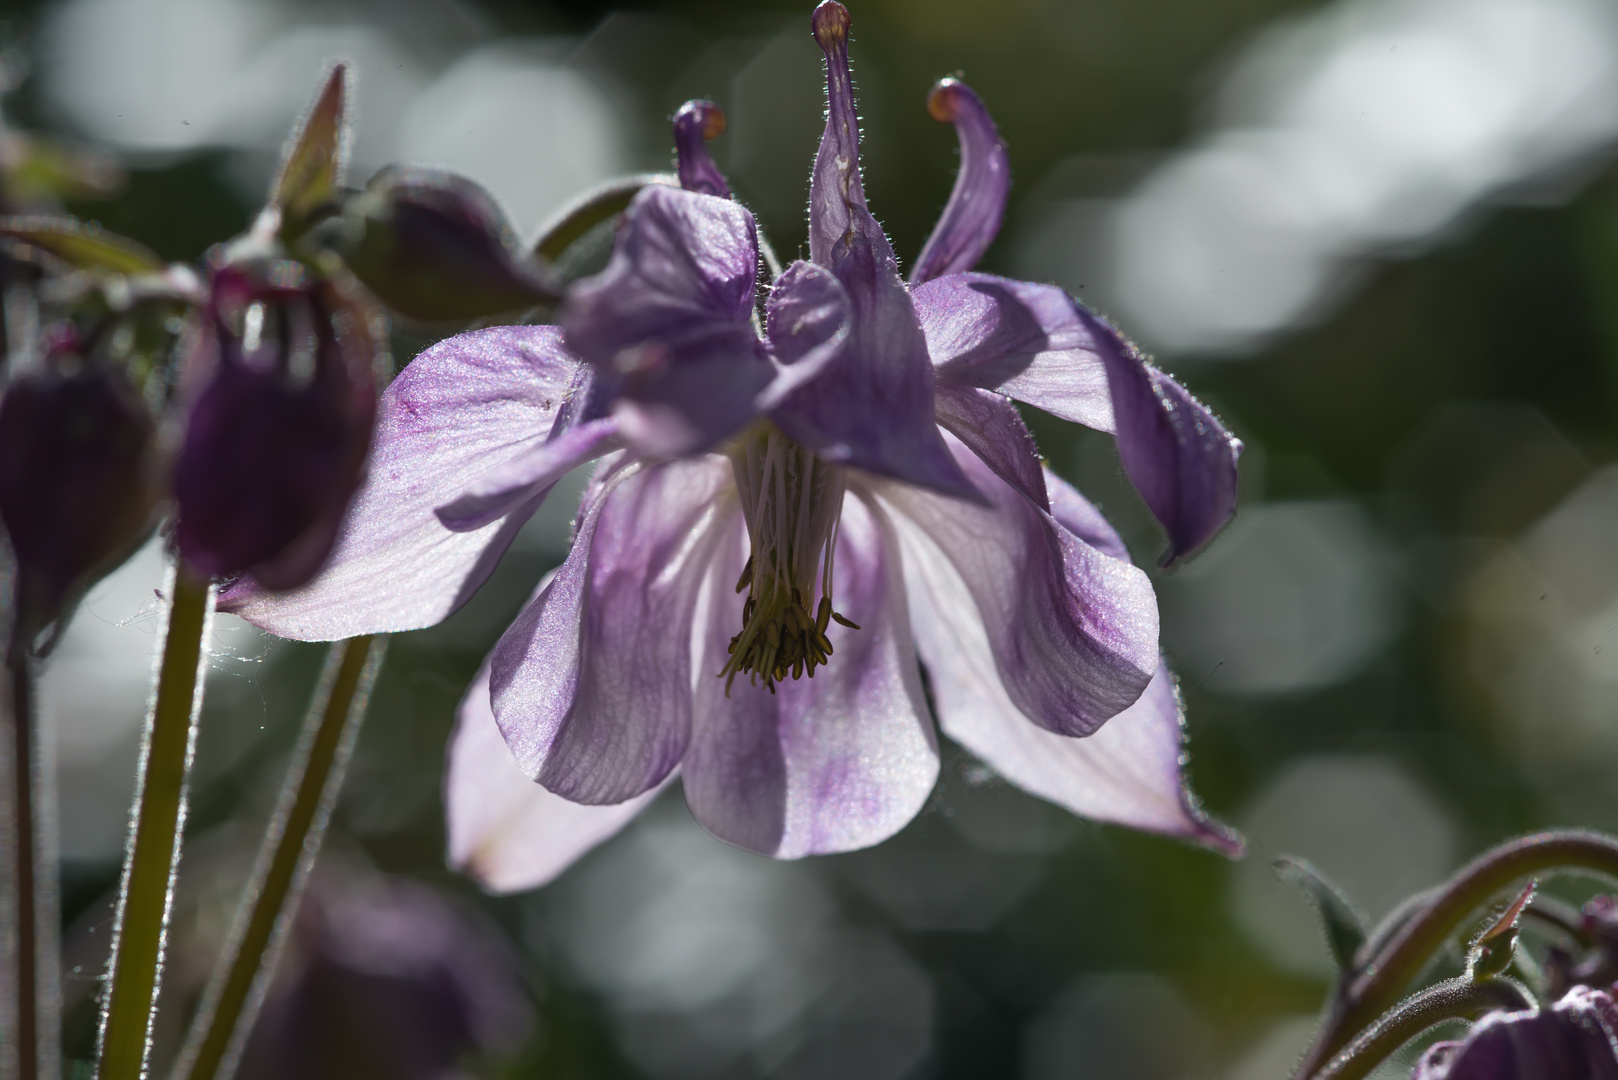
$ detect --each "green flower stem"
[173,635,386,1080]
[6,645,57,1080]
[531,173,675,263]
[1312,976,1534,1080]
[1295,830,1618,1079]
[96,566,213,1080]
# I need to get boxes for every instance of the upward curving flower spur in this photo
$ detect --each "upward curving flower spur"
[228,1,1243,887]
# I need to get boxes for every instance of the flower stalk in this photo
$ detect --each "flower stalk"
[1313,976,1536,1080]
[173,634,386,1080]
[4,645,57,1080]
[1296,830,1618,1079]
[96,565,213,1080]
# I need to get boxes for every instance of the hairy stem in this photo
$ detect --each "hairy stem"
[1312,977,1534,1080]
[1295,830,1618,1079]
[96,566,213,1080]
[173,636,385,1080]
[4,647,55,1080]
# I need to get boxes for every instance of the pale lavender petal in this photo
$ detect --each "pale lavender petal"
[435,418,621,532]
[914,275,1241,564]
[491,456,735,804]
[1045,465,1129,562]
[914,273,1112,431]
[897,471,1236,850]
[931,384,1048,510]
[223,326,584,641]
[673,99,731,199]
[446,658,664,895]
[909,78,1010,286]
[562,185,769,455]
[875,429,1158,737]
[682,492,938,857]
[780,1,977,500]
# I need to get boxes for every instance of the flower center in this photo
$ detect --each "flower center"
[721,422,858,694]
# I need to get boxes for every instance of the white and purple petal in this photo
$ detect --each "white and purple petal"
[490,455,734,805]
[223,326,587,641]
[562,186,771,455]
[909,78,1010,287]
[682,491,938,858]
[875,426,1159,738]
[445,658,665,895]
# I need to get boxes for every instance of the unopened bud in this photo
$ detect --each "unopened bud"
[172,265,377,590]
[0,352,158,645]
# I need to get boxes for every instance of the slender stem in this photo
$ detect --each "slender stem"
[1312,977,1534,1080]
[96,566,213,1080]
[173,635,385,1080]
[1294,830,1618,1079]
[3,650,41,1080]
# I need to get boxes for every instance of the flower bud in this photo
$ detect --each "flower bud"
[0,349,158,644]
[334,167,557,323]
[172,263,377,590]
[234,871,530,1080]
[1413,986,1618,1079]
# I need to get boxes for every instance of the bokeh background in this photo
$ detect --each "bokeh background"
[6,0,1618,1075]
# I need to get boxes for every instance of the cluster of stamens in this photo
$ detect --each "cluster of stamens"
[721,424,858,695]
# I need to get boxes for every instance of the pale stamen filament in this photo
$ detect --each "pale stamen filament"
[721,423,858,695]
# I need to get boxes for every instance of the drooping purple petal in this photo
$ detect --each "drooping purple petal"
[913,274,1241,564]
[562,185,770,456]
[446,656,664,895]
[909,78,1010,286]
[773,1,978,501]
[874,428,1158,737]
[931,384,1048,511]
[682,492,938,857]
[491,456,734,805]
[673,100,731,199]
[435,417,621,532]
[1093,306,1242,564]
[223,326,586,641]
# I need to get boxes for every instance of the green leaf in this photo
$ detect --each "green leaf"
[273,63,350,241]
[1277,856,1369,971]
[0,216,164,276]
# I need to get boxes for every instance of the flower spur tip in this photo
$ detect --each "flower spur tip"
[926,77,966,123]
[675,100,726,141]
[812,1,851,46]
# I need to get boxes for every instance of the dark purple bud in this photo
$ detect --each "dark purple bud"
[909,78,1010,286]
[172,264,377,590]
[336,167,557,323]
[0,352,158,643]
[236,872,530,1080]
[1413,987,1618,1080]
[673,100,731,199]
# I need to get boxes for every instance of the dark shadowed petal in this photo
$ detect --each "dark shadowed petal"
[682,492,938,857]
[673,100,731,199]
[446,655,665,895]
[1414,987,1618,1080]
[223,326,586,640]
[562,185,770,455]
[491,456,734,805]
[914,274,1241,564]
[875,427,1158,737]
[909,78,1010,286]
[435,418,620,531]
[758,260,850,405]
[774,2,977,500]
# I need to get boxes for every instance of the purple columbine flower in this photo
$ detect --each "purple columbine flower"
[1413,986,1618,1080]
[230,0,1242,880]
